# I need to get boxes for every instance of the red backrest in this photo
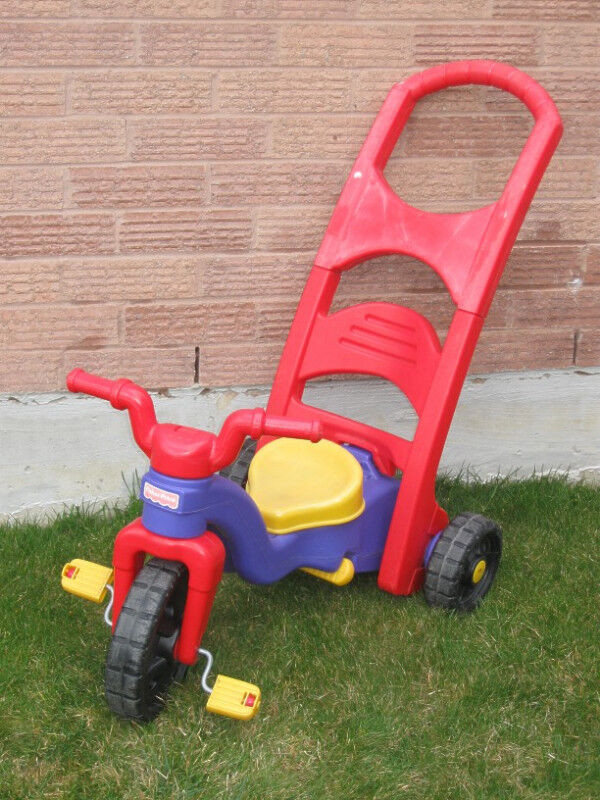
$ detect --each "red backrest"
[266,61,563,476]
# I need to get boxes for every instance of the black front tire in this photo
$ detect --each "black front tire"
[105,558,188,722]
[424,513,502,612]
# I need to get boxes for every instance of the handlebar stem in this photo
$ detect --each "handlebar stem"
[109,379,157,457]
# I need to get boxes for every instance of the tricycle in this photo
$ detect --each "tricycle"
[61,60,562,722]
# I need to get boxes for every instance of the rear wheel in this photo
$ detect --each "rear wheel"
[424,513,502,612]
[105,558,188,722]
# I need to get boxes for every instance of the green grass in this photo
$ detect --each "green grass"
[1,477,599,800]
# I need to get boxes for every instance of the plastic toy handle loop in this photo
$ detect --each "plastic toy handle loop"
[66,369,157,456]
[402,60,557,123]
[362,59,562,174]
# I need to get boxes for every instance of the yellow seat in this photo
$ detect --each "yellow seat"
[246,438,365,534]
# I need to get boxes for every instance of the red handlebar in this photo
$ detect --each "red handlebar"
[67,368,157,456]
[67,369,321,478]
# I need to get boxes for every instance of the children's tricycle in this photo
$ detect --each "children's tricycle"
[61,60,562,722]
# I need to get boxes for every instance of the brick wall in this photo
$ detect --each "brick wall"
[1,1,598,393]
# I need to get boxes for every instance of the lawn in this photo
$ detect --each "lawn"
[0,477,598,800]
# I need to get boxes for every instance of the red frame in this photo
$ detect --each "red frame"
[265,60,562,595]
[112,521,226,664]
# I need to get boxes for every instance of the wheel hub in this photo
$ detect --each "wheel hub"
[471,558,487,585]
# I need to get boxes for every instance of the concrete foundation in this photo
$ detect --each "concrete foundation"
[1,367,599,523]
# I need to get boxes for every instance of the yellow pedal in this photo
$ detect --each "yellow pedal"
[301,557,355,586]
[205,675,261,721]
[61,559,113,604]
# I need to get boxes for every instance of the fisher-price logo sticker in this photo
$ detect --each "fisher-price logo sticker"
[143,481,180,510]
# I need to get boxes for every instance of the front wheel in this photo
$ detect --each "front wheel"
[105,558,188,722]
[424,513,502,612]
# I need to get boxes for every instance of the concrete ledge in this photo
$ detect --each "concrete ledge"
[1,367,599,523]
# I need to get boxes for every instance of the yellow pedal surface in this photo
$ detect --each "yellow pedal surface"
[206,675,261,721]
[301,557,355,586]
[61,559,113,604]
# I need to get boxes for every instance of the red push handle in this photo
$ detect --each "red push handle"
[361,59,562,173]
[316,60,562,316]
[402,60,556,123]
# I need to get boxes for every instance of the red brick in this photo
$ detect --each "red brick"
[0,1,70,16]
[255,205,332,252]
[518,201,600,243]
[72,0,219,15]
[0,213,115,258]
[130,118,268,161]
[472,328,574,373]
[585,246,600,285]
[255,300,298,342]
[0,72,64,116]
[61,255,198,301]
[70,70,212,115]
[0,351,64,393]
[403,114,530,158]
[200,253,309,301]
[530,70,600,114]
[0,118,127,165]
[221,0,354,17]
[0,167,63,211]
[414,23,541,66]
[210,162,344,207]
[140,23,276,66]
[560,116,600,156]
[501,245,585,289]
[543,25,599,66]
[63,348,196,389]
[198,343,281,386]
[0,259,61,304]
[358,0,490,16]
[0,23,136,67]
[218,69,352,114]
[271,116,372,159]
[335,255,449,300]
[119,209,252,253]
[576,330,600,367]
[69,165,207,209]
[0,304,119,350]
[124,301,256,346]
[385,157,474,207]
[279,23,413,67]
[492,0,598,21]
[503,287,600,329]
[474,157,598,201]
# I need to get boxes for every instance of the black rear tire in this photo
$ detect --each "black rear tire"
[219,437,257,487]
[424,513,502,612]
[105,558,188,722]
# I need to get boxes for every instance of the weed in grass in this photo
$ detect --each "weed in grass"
[0,477,598,799]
